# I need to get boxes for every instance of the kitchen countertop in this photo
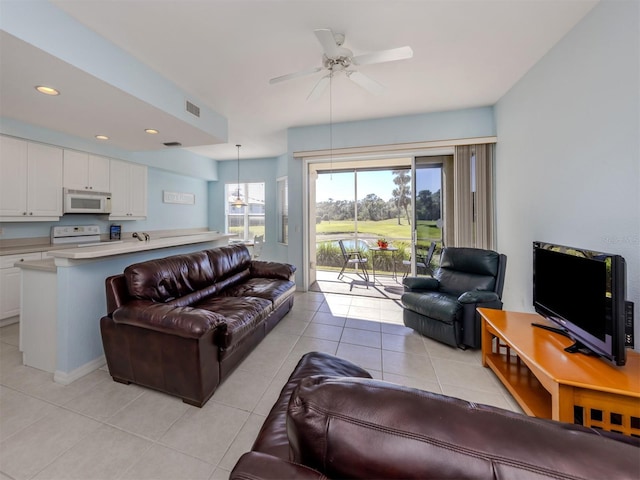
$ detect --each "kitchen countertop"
[46,232,235,260]
[0,243,72,256]
[0,231,233,257]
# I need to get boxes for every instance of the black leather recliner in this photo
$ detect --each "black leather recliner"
[401,247,507,349]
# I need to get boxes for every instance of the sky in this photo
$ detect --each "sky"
[315,168,441,202]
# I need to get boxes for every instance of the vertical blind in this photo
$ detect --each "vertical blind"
[452,144,495,250]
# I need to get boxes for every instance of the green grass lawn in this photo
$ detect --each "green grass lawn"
[316,219,440,244]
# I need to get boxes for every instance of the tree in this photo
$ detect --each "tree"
[392,169,411,225]
[416,189,441,221]
[359,193,386,222]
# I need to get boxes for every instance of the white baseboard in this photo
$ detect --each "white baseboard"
[54,355,106,385]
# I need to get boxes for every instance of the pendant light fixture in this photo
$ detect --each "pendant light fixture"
[232,144,247,207]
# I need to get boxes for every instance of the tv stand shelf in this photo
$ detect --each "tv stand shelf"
[479,308,640,437]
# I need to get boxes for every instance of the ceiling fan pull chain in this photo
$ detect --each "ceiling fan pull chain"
[329,72,333,180]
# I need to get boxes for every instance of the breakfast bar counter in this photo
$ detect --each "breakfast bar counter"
[46,232,233,262]
[18,232,234,383]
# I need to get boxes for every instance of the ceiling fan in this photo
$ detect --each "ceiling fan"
[269,29,413,100]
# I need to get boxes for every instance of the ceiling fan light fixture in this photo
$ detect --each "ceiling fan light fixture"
[268,28,411,98]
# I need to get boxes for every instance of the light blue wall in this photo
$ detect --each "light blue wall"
[286,107,496,286]
[208,156,285,262]
[494,1,640,340]
[138,168,209,232]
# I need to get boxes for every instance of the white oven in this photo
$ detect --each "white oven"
[63,188,112,214]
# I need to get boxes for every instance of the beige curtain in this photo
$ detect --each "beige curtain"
[452,144,495,250]
[474,144,495,250]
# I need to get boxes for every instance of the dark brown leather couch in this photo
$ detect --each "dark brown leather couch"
[231,352,640,480]
[100,244,296,407]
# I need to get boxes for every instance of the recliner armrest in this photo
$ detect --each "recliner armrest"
[457,290,500,304]
[112,300,227,339]
[403,276,440,292]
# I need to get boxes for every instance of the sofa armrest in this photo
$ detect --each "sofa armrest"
[230,452,326,480]
[112,300,227,339]
[457,290,500,304]
[402,276,439,292]
[250,261,297,281]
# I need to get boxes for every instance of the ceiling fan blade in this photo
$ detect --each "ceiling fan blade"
[307,74,330,101]
[269,66,323,85]
[347,71,385,95]
[314,28,340,58]
[352,46,413,66]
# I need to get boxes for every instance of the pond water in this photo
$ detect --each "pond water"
[321,239,370,250]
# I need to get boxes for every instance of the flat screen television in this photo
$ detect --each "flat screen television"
[532,241,626,366]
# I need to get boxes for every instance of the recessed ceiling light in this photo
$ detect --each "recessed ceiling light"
[145,129,159,134]
[35,85,60,96]
[95,135,109,140]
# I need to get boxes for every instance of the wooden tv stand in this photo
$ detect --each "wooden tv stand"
[479,308,640,436]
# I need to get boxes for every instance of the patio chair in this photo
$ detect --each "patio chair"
[338,239,370,285]
[402,241,436,278]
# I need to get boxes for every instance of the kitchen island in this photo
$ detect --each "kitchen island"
[18,232,234,384]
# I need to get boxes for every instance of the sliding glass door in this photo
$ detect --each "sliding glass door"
[306,147,493,289]
[408,156,447,277]
[312,163,413,283]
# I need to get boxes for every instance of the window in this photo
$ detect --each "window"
[225,182,265,241]
[277,177,288,244]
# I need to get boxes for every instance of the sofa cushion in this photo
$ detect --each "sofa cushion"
[207,245,252,283]
[196,295,273,348]
[112,301,226,339]
[287,376,640,480]
[401,291,461,324]
[125,251,215,302]
[222,278,296,309]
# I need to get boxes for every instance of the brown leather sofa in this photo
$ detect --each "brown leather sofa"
[231,352,640,480]
[100,244,296,407]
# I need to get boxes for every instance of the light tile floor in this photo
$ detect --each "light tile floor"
[0,291,522,480]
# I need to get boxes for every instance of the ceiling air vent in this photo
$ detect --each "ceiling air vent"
[186,100,200,118]
[163,141,182,147]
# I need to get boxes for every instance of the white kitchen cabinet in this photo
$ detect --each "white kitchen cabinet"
[0,252,42,321]
[109,159,147,219]
[0,136,63,221]
[63,150,110,192]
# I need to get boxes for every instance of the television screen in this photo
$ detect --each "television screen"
[533,241,626,366]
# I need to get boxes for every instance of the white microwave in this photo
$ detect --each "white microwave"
[63,188,112,214]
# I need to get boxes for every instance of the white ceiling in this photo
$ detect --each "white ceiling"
[2,0,598,160]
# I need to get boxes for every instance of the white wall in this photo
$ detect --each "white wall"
[494,1,639,342]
